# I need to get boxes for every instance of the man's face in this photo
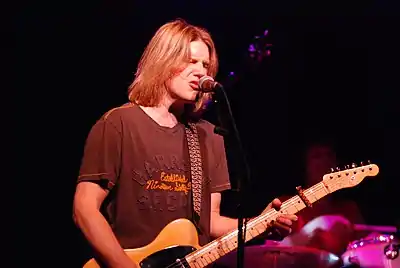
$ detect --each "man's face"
[168,41,210,102]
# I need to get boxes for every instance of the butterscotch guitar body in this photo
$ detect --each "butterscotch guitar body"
[83,218,201,268]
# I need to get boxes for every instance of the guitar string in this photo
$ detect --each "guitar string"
[177,182,330,268]
[169,168,372,268]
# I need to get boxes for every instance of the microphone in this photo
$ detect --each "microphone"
[198,76,223,92]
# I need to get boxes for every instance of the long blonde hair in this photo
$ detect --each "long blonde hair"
[128,19,219,112]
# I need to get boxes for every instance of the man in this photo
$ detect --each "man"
[73,19,297,268]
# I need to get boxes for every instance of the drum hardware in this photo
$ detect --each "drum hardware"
[384,242,399,260]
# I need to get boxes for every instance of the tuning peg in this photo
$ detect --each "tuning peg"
[360,161,364,166]
[345,164,350,169]
[367,160,371,164]
[330,168,335,172]
[351,163,357,168]
[336,167,341,171]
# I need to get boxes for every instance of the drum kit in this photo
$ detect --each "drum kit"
[216,225,399,268]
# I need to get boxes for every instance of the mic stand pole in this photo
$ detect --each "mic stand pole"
[211,85,251,268]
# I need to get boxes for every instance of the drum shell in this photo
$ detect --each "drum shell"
[341,234,400,268]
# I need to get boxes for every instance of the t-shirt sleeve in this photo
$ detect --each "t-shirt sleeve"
[210,133,231,193]
[77,118,121,190]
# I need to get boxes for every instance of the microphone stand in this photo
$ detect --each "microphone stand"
[210,84,251,268]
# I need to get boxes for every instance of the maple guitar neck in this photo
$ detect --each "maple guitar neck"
[183,182,328,267]
[184,162,380,267]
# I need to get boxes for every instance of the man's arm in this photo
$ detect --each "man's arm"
[210,193,298,239]
[209,193,240,238]
[73,182,137,268]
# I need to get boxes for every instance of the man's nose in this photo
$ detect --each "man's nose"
[193,63,207,77]
[193,72,205,80]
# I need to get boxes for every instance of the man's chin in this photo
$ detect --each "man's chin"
[181,93,199,103]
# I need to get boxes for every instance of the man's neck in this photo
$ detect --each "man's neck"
[139,99,186,128]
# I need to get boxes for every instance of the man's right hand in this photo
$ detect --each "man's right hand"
[109,254,139,268]
[74,182,139,268]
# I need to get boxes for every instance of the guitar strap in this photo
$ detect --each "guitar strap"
[184,122,203,228]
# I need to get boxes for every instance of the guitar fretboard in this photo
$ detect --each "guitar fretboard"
[184,182,331,268]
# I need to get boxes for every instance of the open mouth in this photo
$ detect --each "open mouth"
[189,82,199,90]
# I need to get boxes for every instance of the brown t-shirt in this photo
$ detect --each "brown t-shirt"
[77,103,231,249]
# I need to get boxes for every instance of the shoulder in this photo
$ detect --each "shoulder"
[196,119,215,133]
[101,102,137,121]
[196,119,225,141]
[86,103,138,136]
[95,102,139,130]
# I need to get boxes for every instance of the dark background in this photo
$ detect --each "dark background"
[17,1,399,267]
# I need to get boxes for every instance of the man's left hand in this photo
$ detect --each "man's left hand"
[263,198,298,240]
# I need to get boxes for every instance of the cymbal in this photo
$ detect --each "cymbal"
[216,244,341,268]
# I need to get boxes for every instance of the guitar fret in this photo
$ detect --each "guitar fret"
[306,188,318,202]
[246,229,255,239]
[200,256,209,267]
[226,240,236,250]
[255,224,265,234]
[211,250,219,260]
[224,242,232,251]
[318,188,327,198]
[197,257,206,267]
[249,226,261,236]
[192,260,201,268]
[205,252,214,262]
[295,198,306,212]
[204,254,213,263]
[216,245,225,257]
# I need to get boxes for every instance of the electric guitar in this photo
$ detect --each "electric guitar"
[83,162,379,268]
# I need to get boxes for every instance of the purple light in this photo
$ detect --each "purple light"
[248,44,256,52]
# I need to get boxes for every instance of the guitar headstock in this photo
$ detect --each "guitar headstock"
[322,162,379,192]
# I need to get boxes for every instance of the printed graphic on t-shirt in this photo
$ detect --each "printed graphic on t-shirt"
[136,191,189,212]
[132,154,191,212]
[146,172,191,194]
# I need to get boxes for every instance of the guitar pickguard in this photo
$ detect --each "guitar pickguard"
[139,245,196,268]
